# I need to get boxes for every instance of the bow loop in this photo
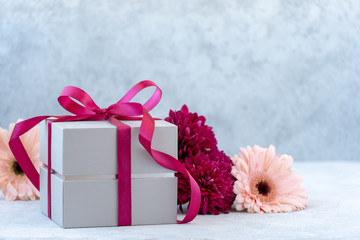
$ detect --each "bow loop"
[117,80,162,112]
[58,86,100,115]
[58,81,162,117]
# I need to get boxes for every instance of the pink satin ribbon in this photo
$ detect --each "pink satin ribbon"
[9,81,201,225]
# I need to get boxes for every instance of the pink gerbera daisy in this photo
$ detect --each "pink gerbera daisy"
[231,145,308,213]
[0,120,41,201]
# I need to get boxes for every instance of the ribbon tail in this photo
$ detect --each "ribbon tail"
[150,151,201,224]
[138,108,201,224]
[9,115,52,191]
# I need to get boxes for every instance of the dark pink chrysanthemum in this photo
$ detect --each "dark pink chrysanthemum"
[177,151,235,214]
[165,105,217,159]
[165,105,235,214]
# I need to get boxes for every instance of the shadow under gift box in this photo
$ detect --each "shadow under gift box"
[39,120,178,228]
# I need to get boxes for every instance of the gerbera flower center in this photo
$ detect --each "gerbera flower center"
[256,181,270,196]
[250,174,276,202]
[11,159,25,176]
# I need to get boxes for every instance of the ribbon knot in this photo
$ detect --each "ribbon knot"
[95,108,111,119]
[96,108,108,114]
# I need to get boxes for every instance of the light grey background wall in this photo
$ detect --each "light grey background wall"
[1,0,359,161]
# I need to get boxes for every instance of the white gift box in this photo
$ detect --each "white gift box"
[39,120,178,228]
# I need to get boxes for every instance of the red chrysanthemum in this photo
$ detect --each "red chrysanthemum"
[165,105,235,214]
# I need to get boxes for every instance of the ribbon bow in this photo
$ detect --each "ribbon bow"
[9,81,201,225]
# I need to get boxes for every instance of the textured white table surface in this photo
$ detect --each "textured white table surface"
[0,162,359,240]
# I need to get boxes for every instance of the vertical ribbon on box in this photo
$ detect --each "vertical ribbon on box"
[111,121,131,226]
[9,81,201,226]
[47,120,52,218]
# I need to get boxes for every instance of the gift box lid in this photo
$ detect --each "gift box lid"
[40,120,178,176]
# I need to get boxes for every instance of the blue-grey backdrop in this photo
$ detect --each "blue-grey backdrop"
[1,0,359,161]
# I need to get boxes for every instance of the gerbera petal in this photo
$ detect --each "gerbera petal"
[235,203,245,211]
[252,203,261,213]
[5,191,17,201]
[0,128,11,152]
[264,144,276,170]
[277,154,293,170]
[18,182,27,197]
[9,122,17,135]
[6,182,18,196]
